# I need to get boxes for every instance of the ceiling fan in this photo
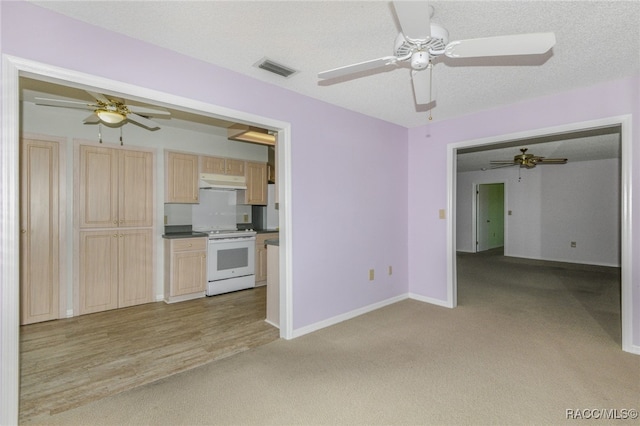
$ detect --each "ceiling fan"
[490,148,567,169]
[35,91,170,130]
[318,1,556,110]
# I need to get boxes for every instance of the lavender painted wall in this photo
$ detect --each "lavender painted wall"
[1,1,409,330]
[408,75,640,346]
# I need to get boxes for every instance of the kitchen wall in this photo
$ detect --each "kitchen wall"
[456,158,621,266]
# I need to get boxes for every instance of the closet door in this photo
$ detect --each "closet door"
[20,138,61,324]
[78,230,119,315]
[118,229,153,308]
[79,145,118,228]
[119,150,153,227]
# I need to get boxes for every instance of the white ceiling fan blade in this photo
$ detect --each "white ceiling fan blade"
[85,90,111,103]
[35,97,96,110]
[393,1,431,41]
[445,32,556,58]
[83,113,100,124]
[127,113,160,130]
[318,56,398,80]
[127,105,171,116]
[410,69,431,105]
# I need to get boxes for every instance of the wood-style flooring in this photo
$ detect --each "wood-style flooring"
[19,286,279,423]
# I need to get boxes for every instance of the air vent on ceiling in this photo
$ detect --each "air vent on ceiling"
[254,58,298,78]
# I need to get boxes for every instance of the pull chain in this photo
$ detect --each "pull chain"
[98,123,103,144]
[428,61,433,121]
[120,126,123,146]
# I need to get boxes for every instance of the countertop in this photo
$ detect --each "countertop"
[265,238,279,246]
[162,231,208,239]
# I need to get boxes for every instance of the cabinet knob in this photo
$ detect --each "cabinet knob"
[21,229,27,234]
[113,234,118,237]
[113,220,118,224]
[188,243,192,247]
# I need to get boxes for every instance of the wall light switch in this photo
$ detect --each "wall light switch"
[508,210,512,216]
[439,209,446,220]
[369,269,375,281]
[571,241,577,248]
[388,266,393,276]
[164,215,168,225]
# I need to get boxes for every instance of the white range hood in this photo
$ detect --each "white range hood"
[199,173,247,190]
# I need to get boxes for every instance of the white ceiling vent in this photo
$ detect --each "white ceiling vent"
[254,57,298,78]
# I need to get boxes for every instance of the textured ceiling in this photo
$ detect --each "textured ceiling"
[28,1,640,129]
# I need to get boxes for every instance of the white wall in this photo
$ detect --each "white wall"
[457,158,620,267]
[20,100,269,311]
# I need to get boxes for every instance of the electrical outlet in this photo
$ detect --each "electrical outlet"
[369,269,375,281]
[164,215,168,225]
[508,210,512,216]
[388,266,393,276]
[571,241,577,248]
[243,214,249,223]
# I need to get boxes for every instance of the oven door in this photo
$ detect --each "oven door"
[207,237,255,281]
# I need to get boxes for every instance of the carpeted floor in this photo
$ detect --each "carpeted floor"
[24,250,639,425]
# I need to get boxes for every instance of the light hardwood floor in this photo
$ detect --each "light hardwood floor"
[19,286,278,423]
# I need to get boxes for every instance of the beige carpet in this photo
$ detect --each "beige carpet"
[25,251,639,425]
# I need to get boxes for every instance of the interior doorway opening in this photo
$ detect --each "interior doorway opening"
[475,183,505,253]
[447,117,633,354]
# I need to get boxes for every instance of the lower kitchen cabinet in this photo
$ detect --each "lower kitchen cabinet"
[255,232,278,285]
[164,237,207,303]
[78,228,153,315]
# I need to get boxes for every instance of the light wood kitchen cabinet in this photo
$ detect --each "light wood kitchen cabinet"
[20,137,62,325]
[79,145,153,228]
[78,228,153,315]
[164,237,207,302]
[255,232,278,285]
[239,161,267,205]
[201,155,245,176]
[165,151,199,203]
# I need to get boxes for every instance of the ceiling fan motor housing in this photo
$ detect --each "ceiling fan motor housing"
[395,23,450,64]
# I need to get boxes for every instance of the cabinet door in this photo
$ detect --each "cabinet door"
[119,150,153,227]
[79,231,119,315]
[256,245,268,283]
[245,162,267,205]
[20,138,60,324]
[226,159,245,176]
[166,152,199,203]
[201,155,226,174]
[171,250,207,296]
[119,229,153,308]
[79,146,118,228]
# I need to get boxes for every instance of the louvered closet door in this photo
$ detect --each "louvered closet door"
[20,138,61,324]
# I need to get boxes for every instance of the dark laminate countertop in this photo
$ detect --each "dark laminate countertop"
[162,231,208,239]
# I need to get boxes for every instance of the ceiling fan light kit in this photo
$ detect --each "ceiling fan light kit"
[35,91,170,130]
[96,109,126,124]
[317,1,556,117]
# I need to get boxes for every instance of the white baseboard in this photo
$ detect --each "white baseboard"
[623,343,640,355]
[291,294,409,339]
[408,293,454,308]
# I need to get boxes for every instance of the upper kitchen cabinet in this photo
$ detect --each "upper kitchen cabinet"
[239,161,267,205]
[201,155,245,176]
[165,151,199,203]
[267,146,276,184]
[79,145,153,228]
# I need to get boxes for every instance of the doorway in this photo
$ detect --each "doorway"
[447,116,633,354]
[475,183,504,253]
[1,56,294,423]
